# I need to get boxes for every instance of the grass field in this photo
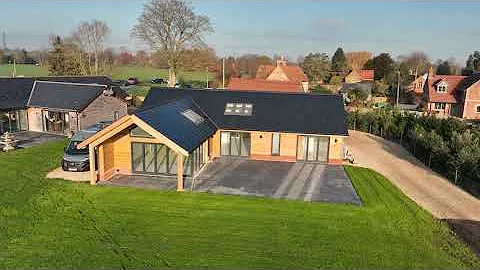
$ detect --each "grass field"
[0,64,212,83]
[0,64,212,97]
[0,64,49,77]
[0,141,479,268]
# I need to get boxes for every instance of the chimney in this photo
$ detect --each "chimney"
[428,66,434,77]
[276,56,287,67]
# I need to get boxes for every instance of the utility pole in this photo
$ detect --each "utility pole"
[206,67,209,88]
[396,70,400,108]
[2,29,6,50]
[222,58,225,89]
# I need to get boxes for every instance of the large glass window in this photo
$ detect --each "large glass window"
[220,131,251,156]
[43,110,70,134]
[132,142,206,177]
[0,109,28,134]
[297,135,329,163]
[271,133,281,155]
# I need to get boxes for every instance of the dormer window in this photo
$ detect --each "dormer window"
[437,81,448,93]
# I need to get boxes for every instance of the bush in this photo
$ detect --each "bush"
[311,85,332,94]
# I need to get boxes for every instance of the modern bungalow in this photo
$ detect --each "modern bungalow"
[0,76,127,134]
[78,88,348,190]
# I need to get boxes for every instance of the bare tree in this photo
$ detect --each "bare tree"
[72,19,110,75]
[132,0,214,86]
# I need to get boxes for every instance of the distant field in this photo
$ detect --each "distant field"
[0,64,213,83]
[0,64,49,77]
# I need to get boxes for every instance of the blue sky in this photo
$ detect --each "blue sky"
[0,1,479,63]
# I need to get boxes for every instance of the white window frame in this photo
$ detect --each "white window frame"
[437,82,448,93]
[434,102,446,110]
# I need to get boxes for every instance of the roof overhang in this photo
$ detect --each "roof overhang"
[77,115,189,156]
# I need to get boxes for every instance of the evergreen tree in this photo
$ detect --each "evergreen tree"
[331,47,348,72]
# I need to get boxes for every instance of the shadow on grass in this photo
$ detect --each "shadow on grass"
[443,219,480,259]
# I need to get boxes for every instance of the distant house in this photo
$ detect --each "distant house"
[344,69,374,83]
[78,88,348,188]
[407,73,427,103]
[253,59,309,91]
[0,76,128,134]
[422,67,480,119]
[226,78,305,93]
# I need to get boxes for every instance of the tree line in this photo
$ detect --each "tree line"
[348,109,480,197]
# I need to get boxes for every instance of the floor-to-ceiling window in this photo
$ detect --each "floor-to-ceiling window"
[220,131,250,157]
[42,110,70,134]
[297,135,329,163]
[0,109,28,134]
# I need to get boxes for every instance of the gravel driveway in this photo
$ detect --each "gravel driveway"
[346,130,480,221]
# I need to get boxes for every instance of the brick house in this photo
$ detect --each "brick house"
[253,59,309,91]
[0,76,127,134]
[422,68,480,119]
[407,73,427,103]
[344,69,374,83]
[78,88,348,188]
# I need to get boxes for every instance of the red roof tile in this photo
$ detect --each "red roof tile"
[226,77,304,92]
[255,64,308,83]
[425,75,466,103]
[358,70,374,81]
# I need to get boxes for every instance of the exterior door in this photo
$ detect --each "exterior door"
[297,135,329,163]
[220,131,250,157]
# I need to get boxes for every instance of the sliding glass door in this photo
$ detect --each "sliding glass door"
[132,142,205,177]
[0,109,28,134]
[220,131,250,157]
[297,135,329,163]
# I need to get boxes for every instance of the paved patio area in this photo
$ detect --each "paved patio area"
[101,158,361,205]
[8,131,65,148]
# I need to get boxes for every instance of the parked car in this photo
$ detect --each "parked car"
[61,121,113,172]
[126,77,139,85]
[151,78,166,84]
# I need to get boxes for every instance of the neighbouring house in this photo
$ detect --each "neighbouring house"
[344,69,374,84]
[0,76,128,134]
[78,88,348,189]
[422,67,480,119]
[254,58,309,91]
[226,77,306,92]
[407,73,427,104]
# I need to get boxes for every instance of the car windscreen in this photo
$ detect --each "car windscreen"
[65,140,88,155]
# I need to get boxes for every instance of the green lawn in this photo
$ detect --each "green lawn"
[1,141,479,268]
[0,64,49,77]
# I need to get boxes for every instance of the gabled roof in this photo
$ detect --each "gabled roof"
[0,78,36,109]
[424,75,466,103]
[28,81,107,111]
[226,78,304,92]
[0,76,112,110]
[134,98,217,152]
[256,64,308,83]
[256,65,276,80]
[456,72,480,92]
[143,88,348,136]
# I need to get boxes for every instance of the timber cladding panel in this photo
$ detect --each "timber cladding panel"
[251,131,272,156]
[112,130,132,175]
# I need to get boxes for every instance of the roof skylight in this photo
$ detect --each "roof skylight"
[181,109,204,125]
[224,103,253,116]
